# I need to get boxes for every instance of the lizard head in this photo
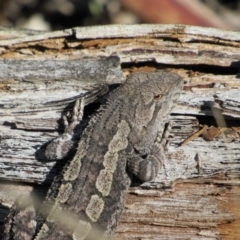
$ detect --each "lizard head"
[125,71,183,155]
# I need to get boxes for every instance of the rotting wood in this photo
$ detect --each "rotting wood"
[0,24,240,239]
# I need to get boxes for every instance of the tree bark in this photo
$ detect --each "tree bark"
[0,24,240,239]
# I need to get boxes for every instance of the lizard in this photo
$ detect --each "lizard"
[2,71,183,240]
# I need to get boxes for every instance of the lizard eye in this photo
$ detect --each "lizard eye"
[154,94,162,100]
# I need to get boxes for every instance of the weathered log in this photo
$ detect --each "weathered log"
[0,24,240,239]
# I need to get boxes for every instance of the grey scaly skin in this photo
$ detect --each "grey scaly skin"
[3,71,182,240]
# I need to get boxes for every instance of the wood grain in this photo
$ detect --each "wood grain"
[0,24,240,239]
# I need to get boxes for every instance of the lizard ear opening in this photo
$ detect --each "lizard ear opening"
[154,94,162,101]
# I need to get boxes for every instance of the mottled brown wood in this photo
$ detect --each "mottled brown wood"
[0,24,240,239]
[116,181,240,239]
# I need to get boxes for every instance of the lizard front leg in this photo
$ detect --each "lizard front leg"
[127,140,165,182]
[45,98,85,160]
[127,122,173,182]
